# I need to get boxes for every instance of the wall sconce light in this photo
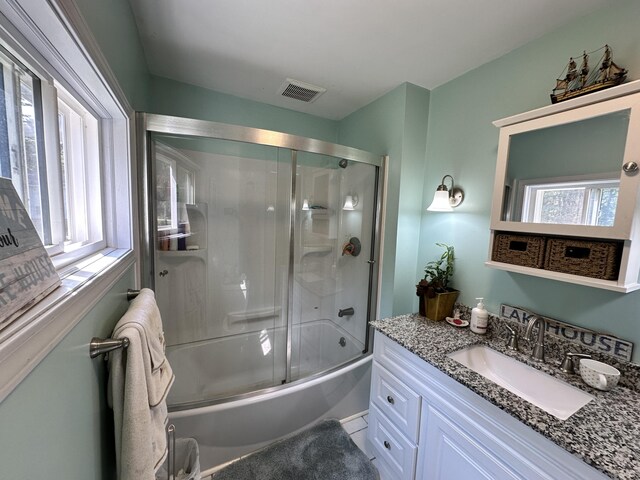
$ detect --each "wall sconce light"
[302,198,310,210]
[343,194,358,211]
[427,175,464,212]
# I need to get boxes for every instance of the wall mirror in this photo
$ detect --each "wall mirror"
[503,110,628,227]
[487,82,640,291]
[491,89,640,241]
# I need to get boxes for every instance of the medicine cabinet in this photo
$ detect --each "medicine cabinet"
[487,79,640,292]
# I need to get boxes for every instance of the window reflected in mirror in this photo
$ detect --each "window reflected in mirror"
[502,109,629,227]
[519,177,619,226]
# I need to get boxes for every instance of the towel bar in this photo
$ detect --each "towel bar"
[89,288,140,358]
[127,288,141,300]
[89,337,129,358]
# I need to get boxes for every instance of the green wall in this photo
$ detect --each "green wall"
[339,83,430,317]
[0,267,134,478]
[73,0,150,110]
[420,0,640,362]
[148,75,339,142]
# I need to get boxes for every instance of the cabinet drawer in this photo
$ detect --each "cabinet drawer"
[371,361,421,443]
[368,404,417,480]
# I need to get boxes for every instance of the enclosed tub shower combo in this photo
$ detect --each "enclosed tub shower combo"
[137,114,385,472]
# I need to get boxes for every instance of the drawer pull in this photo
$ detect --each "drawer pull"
[387,395,395,404]
[383,440,391,450]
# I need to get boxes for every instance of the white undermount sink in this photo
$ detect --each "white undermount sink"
[448,345,593,420]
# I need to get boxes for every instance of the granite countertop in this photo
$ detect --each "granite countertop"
[370,314,640,480]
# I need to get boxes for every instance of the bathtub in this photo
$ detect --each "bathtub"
[166,319,372,474]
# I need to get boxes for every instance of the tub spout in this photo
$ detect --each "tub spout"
[338,307,354,317]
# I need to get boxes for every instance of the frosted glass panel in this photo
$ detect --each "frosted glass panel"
[152,135,290,404]
[290,153,377,380]
[148,134,379,407]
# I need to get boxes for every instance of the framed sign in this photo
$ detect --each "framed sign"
[0,178,60,330]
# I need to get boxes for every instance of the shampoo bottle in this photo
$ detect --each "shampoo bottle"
[470,297,488,334]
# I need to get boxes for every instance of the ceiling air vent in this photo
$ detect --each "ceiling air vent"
[278,78,326,103]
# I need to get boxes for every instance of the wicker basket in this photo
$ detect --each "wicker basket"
[492,233,546,269]
[544,238,621,280]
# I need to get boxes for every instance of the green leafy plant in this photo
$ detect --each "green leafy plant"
[422,243,455,293]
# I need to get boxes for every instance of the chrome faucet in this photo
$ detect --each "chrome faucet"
[525,315,547,362]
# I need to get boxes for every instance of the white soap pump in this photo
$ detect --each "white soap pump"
[470,297,488,334]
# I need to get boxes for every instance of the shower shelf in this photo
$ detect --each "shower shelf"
[301,245,333,257]
[310,208,333,217]
[158,248,207,256]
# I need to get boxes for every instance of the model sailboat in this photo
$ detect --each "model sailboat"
[551,45,627,104]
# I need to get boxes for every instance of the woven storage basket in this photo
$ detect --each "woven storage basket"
[544,238,621,280]
[492,233,546,268]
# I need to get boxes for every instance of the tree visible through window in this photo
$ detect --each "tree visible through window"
[523,179,619,226]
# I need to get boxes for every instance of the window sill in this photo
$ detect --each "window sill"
[0,248,135,403]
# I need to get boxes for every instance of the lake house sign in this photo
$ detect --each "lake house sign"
[0,178,60,330]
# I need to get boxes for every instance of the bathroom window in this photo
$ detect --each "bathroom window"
[0,0,134,401]
[0,44,106,264]
[55,86,103,255]
[0,47,47,239]
[521,177,619,226]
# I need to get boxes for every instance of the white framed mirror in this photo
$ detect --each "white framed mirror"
[491,89,640,241]
[487,81,640,292]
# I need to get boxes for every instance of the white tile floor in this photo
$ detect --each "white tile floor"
[341,412,376,461]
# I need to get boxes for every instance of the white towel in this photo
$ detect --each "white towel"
[108,288,175,480]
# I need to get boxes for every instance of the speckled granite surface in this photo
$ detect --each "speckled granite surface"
[370,314,640,480]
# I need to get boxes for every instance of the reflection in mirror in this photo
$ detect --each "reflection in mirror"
[502,110,629,226]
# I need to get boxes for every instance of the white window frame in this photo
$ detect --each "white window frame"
[0,0,137,402]
[54,86,105,256]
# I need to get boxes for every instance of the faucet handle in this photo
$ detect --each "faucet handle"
[504,324,519,351]
[559,351,592,374]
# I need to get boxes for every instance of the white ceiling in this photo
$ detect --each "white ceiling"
[127,0,615,120]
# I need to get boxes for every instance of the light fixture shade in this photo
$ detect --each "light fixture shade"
[427,189,454,212]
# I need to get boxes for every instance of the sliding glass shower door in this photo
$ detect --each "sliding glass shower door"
[290,152,378,381]
[151,133,291,406]
[140,115,382,408]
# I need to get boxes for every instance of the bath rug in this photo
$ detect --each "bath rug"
[211,419,378,480]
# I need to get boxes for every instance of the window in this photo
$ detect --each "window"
[56,86,102,253]
[0,47,47,239]
[0,45,105,262]
[0,0,134,401]
[522,178,619,226]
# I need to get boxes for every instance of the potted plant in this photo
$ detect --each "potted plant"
[418,243,459,320]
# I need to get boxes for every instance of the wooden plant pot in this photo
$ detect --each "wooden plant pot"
[423,289,460,321]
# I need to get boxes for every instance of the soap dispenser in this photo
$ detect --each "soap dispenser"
[470,298,488,334]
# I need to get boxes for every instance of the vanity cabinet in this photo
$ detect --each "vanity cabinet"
[487,80,640,292]
[367,331,609,480]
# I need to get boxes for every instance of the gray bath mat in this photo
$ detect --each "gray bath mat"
[212,419,378,480]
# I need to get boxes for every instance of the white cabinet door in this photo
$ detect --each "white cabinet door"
[419,403,521,480]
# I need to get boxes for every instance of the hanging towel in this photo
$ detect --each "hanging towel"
[108,288,175,480]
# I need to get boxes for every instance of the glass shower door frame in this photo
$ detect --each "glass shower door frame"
[137,112,386,401]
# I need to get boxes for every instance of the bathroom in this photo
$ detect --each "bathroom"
[0,0,639,478]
